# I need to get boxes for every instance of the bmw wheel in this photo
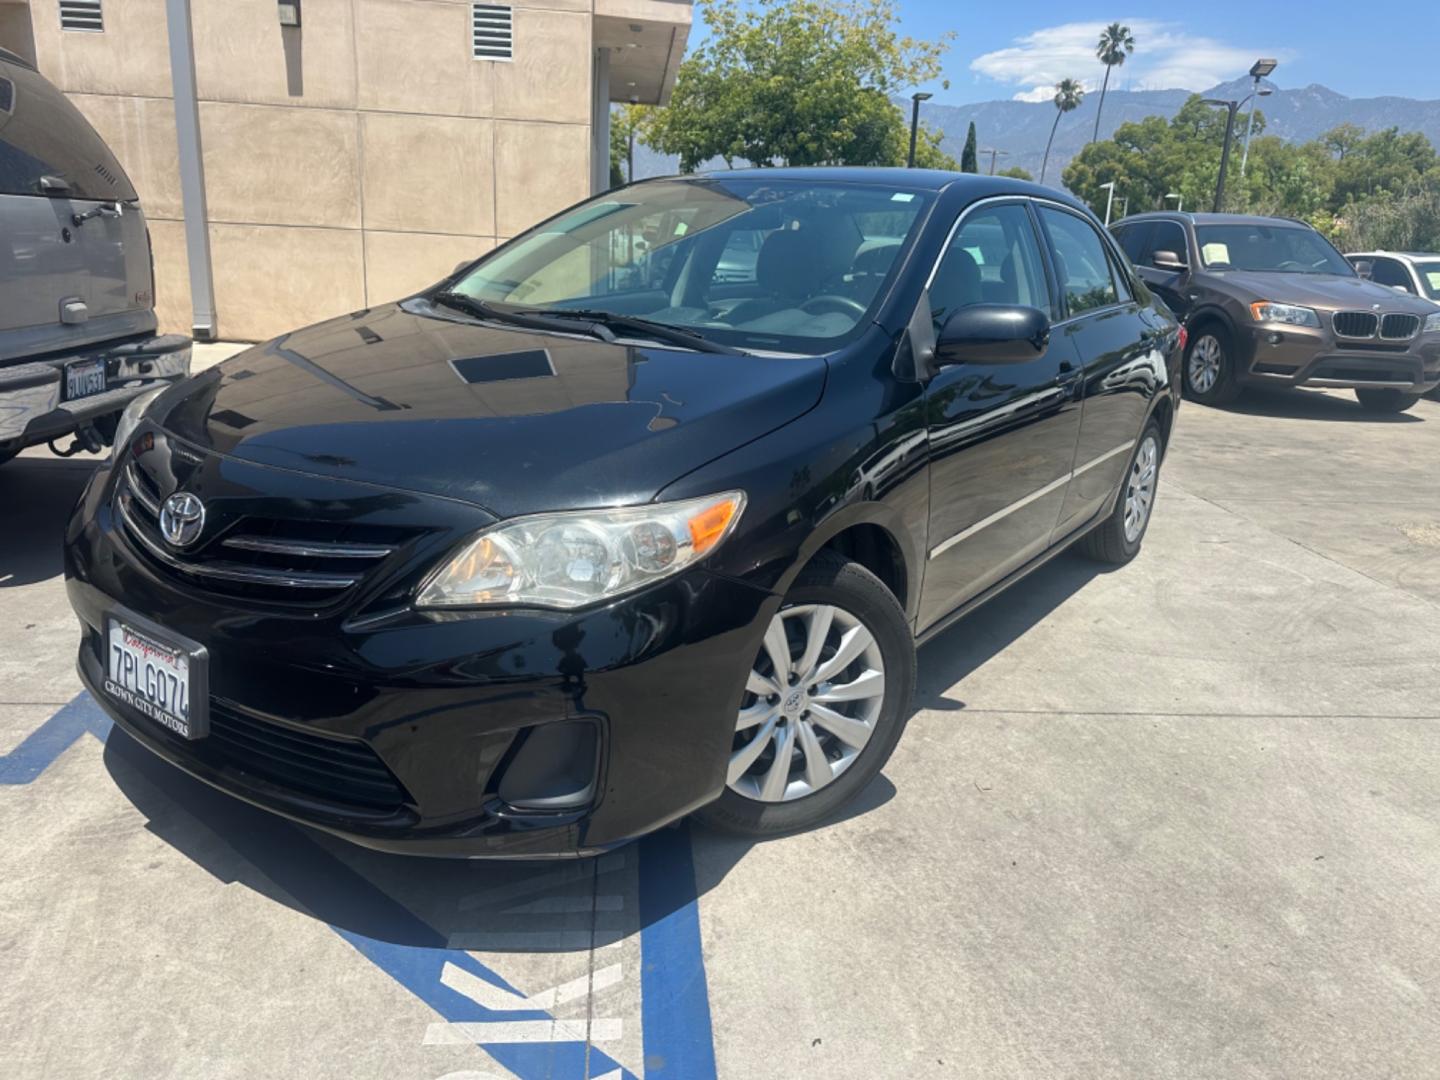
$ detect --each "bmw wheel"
[1183,324,1241,406]
[696,551,915,837]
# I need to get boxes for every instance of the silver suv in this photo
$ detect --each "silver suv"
[0,47,190,466]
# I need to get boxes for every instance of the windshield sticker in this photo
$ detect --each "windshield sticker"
[1424,270,1440,292]
[891,193,916,202]
[1202,242,1230,265]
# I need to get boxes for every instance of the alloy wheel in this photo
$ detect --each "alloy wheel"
[728,603,887,803]
[1123,434,1159,543]
[1188,335,1222,394]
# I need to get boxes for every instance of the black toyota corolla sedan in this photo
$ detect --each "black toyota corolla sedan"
[66,169,1181,857]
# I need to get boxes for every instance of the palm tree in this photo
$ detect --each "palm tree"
[1091,22,1136,143]
[1040,78,1084,184]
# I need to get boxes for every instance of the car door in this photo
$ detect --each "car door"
[1130,218,1193,319]
[917,199,1082,630]
[1038,204,1165,540]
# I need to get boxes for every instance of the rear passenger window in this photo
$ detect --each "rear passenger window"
[0,60,137,200]
[1038,206,1120,316]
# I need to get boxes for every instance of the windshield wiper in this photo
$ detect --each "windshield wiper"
[430,291,619,340]
[530,308,735,354]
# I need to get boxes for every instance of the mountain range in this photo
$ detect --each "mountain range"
[627,79,1440,185]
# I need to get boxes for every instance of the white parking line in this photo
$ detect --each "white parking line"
[448,929,627,950]
[440,961,623,1011]
[501,894,625,915]
[525,963,622,1010]
[423,1019,624,1044]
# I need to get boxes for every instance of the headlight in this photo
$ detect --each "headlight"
[417,491,747,610]
[1250,301,1321,328]
[1424,311,1440,333]
[109,386,166,460]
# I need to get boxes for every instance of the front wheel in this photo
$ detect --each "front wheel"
[1355,388,1420,414]
[695,551,915,838]
[1183,325,1242,406]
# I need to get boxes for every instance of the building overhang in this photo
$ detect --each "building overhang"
[593,0,691,106]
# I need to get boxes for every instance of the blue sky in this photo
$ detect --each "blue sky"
[689,1,1439,105]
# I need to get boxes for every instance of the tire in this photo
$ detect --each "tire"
[695,550,916,838]
[1355,388,1420,414]
[1078,420,1163,566]
[0,450,15,469]
[1183,323,1242,406]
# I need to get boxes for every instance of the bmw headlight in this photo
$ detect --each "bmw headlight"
[1424,311,1440,334]
[417,491,747,610]
[110,385,166,460]
[1250,301,1321,328]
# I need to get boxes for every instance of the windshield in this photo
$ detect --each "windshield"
[1195,224,1353,276]
[445,177,934,354]
[1415,261,1440,300]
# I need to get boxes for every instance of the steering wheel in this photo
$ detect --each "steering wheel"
[801,294,867,317]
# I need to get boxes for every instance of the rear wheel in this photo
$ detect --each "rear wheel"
[1078,421,1163,566]
[1355,388,1420,414]
[1183,324,1242,406]
[695,551,915,838]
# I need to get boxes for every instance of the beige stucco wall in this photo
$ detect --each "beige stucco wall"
[16,0,598,340]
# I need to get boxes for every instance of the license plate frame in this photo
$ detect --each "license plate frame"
[65,357,107,401]
[102,609,209,740]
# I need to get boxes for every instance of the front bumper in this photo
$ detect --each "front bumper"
[65,457,776,857]
[1238,324,1440,393]
[0,333,191,452]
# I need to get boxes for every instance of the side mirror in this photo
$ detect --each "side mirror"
[1152,249,1188,272]
[935,304,1050,367]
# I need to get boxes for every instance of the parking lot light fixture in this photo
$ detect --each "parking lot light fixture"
[1241,59,1278,179]
[907,92,932,168]
[1099,180,1117,225]
[1165,192,1183,211]
[277,0,301,27]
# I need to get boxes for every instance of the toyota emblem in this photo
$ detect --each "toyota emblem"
[159,492,206,548]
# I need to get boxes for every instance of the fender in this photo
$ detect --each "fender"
[772,498,923,621]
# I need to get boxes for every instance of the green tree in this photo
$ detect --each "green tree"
[998,165,1033,181]
[1040,78,1084,184]
[961,121,978,173]
[1091,22,1135,143]
[643,0,953,171]
[609,104,650,187]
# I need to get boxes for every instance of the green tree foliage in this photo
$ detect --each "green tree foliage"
[642,0,954,171]
[609,104,651,187]
[961,121,978,173]
[998,165,1034,181]
[1061,95,1440,247]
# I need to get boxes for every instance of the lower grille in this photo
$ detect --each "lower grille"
[1381,313,1420,340]
[207,702,410,811]
[1333,311,1378,338]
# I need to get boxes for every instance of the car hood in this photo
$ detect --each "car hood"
[152,302,827,518]
[1215,270,1439,313]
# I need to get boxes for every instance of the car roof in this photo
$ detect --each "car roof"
[645,167,1093,212]
[0,46,35,71]
[1116,211,1314,229]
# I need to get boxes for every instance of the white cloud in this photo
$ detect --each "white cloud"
[970,19,1286,98]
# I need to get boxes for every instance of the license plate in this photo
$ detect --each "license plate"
[104,617,209,739]
[65,358,107,400]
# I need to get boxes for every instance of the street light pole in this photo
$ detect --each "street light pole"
[1240,58,1278,179]
[1202,98,1243,212]
[1099,181,1116,226]
[907,91,932,168]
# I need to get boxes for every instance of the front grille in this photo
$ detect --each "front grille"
[116,461,412,605]
[206,702,411,811]
[1333,311,1378,338]
[1381,313,1420,340]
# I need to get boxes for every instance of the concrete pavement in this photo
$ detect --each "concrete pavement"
[2,387,1438,1078]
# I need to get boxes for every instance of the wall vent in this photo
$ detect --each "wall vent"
[472,3,513,61]
[59,0,104,33]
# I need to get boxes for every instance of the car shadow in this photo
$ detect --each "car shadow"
[95,548,1101,948]
[0,453,99,589]
[1218,386,1426,423]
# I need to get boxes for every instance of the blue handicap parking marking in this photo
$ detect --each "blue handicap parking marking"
[4,692,717,1079]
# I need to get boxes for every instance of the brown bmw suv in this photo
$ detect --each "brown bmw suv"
[1112,212,1440,413]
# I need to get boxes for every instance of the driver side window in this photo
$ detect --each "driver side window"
[929,203,1050,334]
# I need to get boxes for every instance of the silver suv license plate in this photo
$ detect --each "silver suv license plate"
[65,358,106,400]
[104,617,209,739]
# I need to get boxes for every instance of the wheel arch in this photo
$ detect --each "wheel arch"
[774,503,919,623]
